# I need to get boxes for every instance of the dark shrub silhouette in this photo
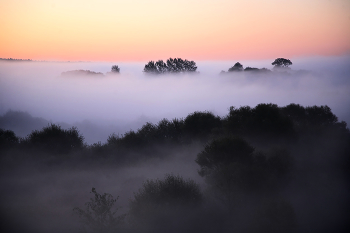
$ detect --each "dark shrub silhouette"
[143,58,197,74]
[129,174,202,231]
[73,187,125,233]
[22,124,84,155]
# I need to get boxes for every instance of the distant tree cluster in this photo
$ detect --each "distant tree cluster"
[0,58,32,62]
[57,57,296,76]
[221,58,293,74]
[61,70,104,76]
[143,58,197,74]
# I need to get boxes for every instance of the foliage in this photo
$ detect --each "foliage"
[73,188,125,233]
[129,174,202,218]
[22,124,84,154]
[0,128,19,150]
[128,174,202,232]
[272,58,292,68]
[196,137,294,211]
[183,111,221,140]
[143,58,197,74]
[223,103,295,141]
[111,65,120,73]
[228,62,243,72]
[131,174,202,207]
[244,67,260,72]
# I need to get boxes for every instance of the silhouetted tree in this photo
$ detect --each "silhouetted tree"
[73,187,125,233]
[272,58,292,69]
[228,62,243,72]
[196,137,294,212]
[166,58,197,73]
[155,60,168,74]
[223,104,295,141]
[143,58,197,74]
[143,61,160,74]
[183,111,221,140]
[0,129,19,151]
[196,137,255,210]
[111,65,120,73]
[22,124,84,155]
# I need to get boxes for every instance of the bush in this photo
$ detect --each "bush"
[129,174,202,228]
[73,188,125,233]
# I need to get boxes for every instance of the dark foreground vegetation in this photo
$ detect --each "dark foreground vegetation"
[1,103,349,233]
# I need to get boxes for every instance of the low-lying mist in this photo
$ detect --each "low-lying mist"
[1,56,349,144]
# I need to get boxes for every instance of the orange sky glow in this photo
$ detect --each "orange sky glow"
[1,0,350,62]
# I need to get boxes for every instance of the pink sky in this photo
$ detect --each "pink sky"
[1,0,349,61]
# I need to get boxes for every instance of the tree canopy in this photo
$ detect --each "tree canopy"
[143,58,197,74]
[228,62,243,72]
[272,58,292,68]
[111,65,120,73]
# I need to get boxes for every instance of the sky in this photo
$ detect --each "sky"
[1,0,350,62]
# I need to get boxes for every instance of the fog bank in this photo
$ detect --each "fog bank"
[1,55,349,144]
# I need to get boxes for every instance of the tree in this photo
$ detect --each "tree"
[195,137,255,211]
[183,111,221,140]
[143,58,197,74]
[111,65,120,73]
[228,62,243,72]
[0,128,19,151]
[143,61,160,74]
[73,188,125,233]
[23,124,84,155]
[223,103,295,140]
[272,58,292,69]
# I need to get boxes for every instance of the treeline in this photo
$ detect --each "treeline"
[1,103,349,166]
[1,103,350,232]
[60,57,294,76]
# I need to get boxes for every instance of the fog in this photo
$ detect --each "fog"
[1,55,350,144]
[1,56,350,233]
